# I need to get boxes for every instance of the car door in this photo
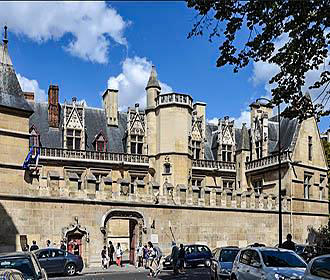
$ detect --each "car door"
[185,246,196,266]
[245,250,264,280]
[196,245,206,264]
[236,249,252,280]
[37,249,51,273]
[48,249,66,274]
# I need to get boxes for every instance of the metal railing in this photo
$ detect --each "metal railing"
[155,93,193,108]
[245,151,291,170]
[32,147,149,165]
[192,159,236,171]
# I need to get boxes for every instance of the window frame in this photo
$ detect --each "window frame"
[192,140,202,159]
[308,136,313,161]
[66,129,82,150]
[130,134,144,155]
[304,175,312,199]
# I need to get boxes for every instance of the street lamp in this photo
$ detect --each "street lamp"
[256,97,282,247]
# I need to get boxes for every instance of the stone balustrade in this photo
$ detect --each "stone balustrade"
[192,159,236,171]
[155,93,193,108]
[245,151,291,171]
[32,147,149,165]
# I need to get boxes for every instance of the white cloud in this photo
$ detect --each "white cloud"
[17,74,46,102]
[0,2,128,63]
[207,117,218,125]
[232,110,251,128]
[108,56,173,110]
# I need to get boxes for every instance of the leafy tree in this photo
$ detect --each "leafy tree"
[186,0,329,121]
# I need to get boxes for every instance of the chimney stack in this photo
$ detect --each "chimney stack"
[48,85,60,128]
[103,88,118,127]
[23,92,34,102]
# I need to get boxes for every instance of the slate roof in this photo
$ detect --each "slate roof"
[0,42,33,114]
[146,66,161,90]
[29,102,127,152]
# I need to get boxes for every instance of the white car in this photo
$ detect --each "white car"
[303,254,330,279]
[231,247,307,280]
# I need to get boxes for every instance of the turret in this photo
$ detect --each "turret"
[146,66,161,109]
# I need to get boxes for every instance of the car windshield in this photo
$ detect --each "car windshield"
[261,251,306,268]
[220,250,239,262]
[311,257,330,279]
[0,258,35,279]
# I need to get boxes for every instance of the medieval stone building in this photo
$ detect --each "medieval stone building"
[0,31,328,267]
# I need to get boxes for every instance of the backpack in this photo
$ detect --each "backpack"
[154,246,163,258]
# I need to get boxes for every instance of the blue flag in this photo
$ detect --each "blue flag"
[23,146,34,170]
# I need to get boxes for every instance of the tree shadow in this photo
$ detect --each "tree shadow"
[0,202,18,253]
[158,267,210,280]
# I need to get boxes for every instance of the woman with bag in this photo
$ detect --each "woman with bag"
[115,243,123,267]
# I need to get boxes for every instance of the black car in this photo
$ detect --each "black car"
[0,269,25,280]
[163,244,212,269]
[210,247,240,280]
[35,248,83,276]
[0,252,48,280]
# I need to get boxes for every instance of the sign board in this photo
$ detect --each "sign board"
[151,234,159,244]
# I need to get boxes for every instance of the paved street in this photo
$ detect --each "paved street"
[51,267,211,280]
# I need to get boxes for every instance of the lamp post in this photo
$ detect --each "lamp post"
[256,98,282,247]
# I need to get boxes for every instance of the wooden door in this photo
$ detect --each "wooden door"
[129,220,137,264]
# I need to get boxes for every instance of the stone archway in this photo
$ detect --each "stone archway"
[62,217,90,266]
[100,209,146,265]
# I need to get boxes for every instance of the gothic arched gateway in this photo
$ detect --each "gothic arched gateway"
[100,209,146,265]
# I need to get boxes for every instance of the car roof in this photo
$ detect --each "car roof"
[312,254,330,260]
[245,247,294,252]
[0,252,34,258]
[215,246,240,250]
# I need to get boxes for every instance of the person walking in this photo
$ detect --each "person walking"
[147,241,157,277]
[281,233,296,251]
[60,241,66,251]
[153,244,163,277]
[136,242,143,268]
[101,246,108,269]
[171,241,179,275]
[143,244,149,269]
[30,240,39,251]
[46,240,51,247]
[108,241,115,267]
[178,244,185,273]
[115,243,123,267]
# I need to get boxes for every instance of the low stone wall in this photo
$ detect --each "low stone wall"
[0,194,327,267]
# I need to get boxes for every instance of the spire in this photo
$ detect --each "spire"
[3,25,8,45]
[238,123,250,151]
[1,25,12,66]
[145,65,161,90]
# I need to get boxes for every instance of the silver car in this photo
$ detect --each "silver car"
[303,254,330,279]
[231,247,307,280]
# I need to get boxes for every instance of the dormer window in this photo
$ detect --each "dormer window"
[131,135,143,154]
[192,140,201,159]
[29,126,40,147]
[93,131,108,152]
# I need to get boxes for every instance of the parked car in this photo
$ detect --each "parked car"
[210,246,240,280]
[163,244,212,269]
[231,247,307,280]
[34,248,83,276]
[0,252,48,280]
[303,254,330,279]
[0,269,25,280]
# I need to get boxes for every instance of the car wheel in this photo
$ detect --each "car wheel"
[65,263,77,276]
[205,259,211,267]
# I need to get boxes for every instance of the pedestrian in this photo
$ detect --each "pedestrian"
[143,244,149,268]
[281,233,296,251]
[60,240,66,251]
[147,241,157,277]
[30,240,39,251]
[115,243,123,267]
[22,243,29,252]
[101,246,108,269]
[108,241,115,267]
[171,241,179,275]
[46,240,51,247]
[136,242,143,268]
[73,242,80,255]
[153,243,163,277]
[178,244,185,273]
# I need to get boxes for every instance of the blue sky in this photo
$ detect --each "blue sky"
[1,2,328,131]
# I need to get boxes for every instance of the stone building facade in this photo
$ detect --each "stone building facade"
[0,32,329,267]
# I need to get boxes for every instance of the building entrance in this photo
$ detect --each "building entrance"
[100,209,145,265]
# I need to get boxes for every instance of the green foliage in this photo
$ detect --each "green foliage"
[186,0,329,121]
[316,224,330,248]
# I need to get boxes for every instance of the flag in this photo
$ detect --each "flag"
[33,147,40,172]
[23,146,34,170]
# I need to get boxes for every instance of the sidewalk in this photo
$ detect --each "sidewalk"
[82,264,148,275]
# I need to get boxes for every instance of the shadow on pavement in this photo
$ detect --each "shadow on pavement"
[158,268,210,280]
